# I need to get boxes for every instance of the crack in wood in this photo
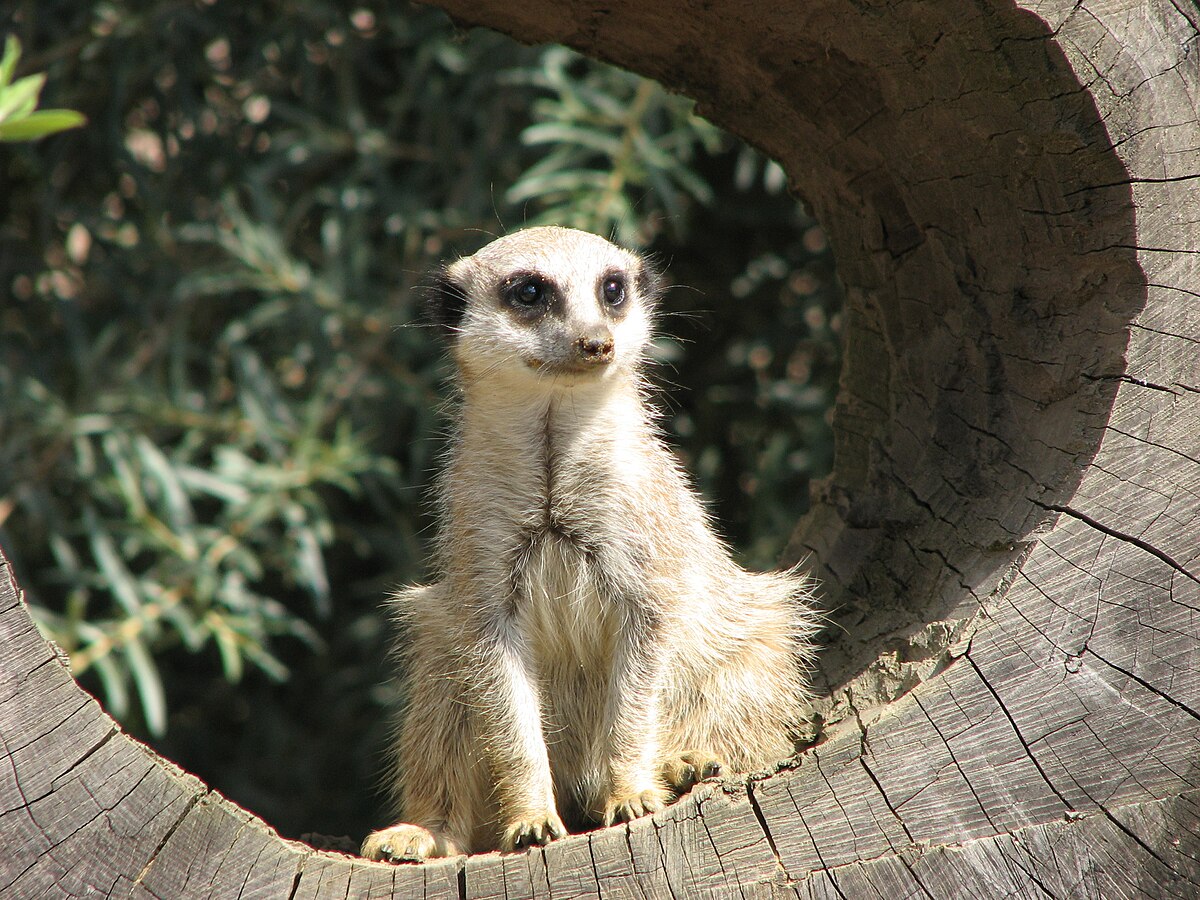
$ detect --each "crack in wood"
[786,765,851,899]
[7,695,93,757]
[1084,371,1183,395]
[844,697,922,853]
[584,832,606,900]
[996,837,1059,898]
[1094,799,1200,888]
[63,725,118,779]
[744,777,791,887]
[1084,648,1200,724]
[620,821,647,900]
[1166,0,1200,32]
[210,815,254,895]
[1109,244,1200,256]
[692,798,741,899]
[648,818,680,900]
[235,836,271,899]
[1120,374,1186,394]
[912,694,1000,834]
[895,850,938,900]
[963,653,1076,815]
[1009,571,1097,658]
[130,791,204,889]
[0,745,52,816]
[1035,501,1200,586]
[1064,171,1200,195]
[286,862,303,900]
[500,853,513,900]
[104,763,156,825]
[856,755,916,846]
[1105,424,1200,467]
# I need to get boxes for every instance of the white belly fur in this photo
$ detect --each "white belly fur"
[517,533,620,818]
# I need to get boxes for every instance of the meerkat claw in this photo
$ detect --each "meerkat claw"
[502,813,568,852]
[603,787,669,826]
[662,750,725,794]
[361,823,450,863]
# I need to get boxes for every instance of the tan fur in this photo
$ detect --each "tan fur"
[361,227,817,863]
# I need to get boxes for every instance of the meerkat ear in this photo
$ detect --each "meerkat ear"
[635,255,664,310]
[424,267,469,339]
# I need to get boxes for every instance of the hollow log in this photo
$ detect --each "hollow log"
[2,0,1197,896]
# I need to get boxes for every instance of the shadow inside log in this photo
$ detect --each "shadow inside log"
[6,0,1186,894]
[660,4,1148,728]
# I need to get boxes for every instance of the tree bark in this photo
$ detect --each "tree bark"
[2,0,1197,897]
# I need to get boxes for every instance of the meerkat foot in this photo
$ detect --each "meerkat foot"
[361,823,462,863]
[661,750,724,794]
[602,787,669,826]
[500,811,568,852]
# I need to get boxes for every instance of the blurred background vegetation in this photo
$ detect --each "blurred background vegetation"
[0,1,841,842]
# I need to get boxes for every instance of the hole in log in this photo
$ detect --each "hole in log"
[2,0,1193,896]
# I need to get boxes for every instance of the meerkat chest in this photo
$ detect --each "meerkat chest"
[450,389,645,660]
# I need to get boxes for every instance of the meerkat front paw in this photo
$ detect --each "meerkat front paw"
[602,787,669,826]
[661,750,724,794]
[500,811,568,852]
[361,823,462,863]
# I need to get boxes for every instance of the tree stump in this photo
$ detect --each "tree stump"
[2,0,1197,896]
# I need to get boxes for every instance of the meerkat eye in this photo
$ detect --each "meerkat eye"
[505,276,548,310]
[601,274,626,308]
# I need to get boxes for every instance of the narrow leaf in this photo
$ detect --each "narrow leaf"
[242,643,289,682]
[0,36,19,90]
[124,637,167,737]
[175,465,251,505]
[210,616,245,683]
[0,72,46,124]
[520,122,623,156]
[506,169,610,205]
[135,435,196,533]
[85,507,144,617]
[91,653,131,719]
[293,523,331,616]
[0,108,86,141]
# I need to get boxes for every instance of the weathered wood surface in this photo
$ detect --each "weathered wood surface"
[2,0,1198,896]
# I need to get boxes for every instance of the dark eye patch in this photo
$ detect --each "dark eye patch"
[502,273,554,316]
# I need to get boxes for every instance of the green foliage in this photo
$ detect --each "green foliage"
[0,2,840,837]
[507,46,722,246]
[0,35,85,141]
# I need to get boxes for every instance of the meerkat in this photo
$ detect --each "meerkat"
[361,226,817,863]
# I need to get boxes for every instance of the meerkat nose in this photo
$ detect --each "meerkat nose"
[575,331,615,364]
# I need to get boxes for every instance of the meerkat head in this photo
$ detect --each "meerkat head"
[427,227,660,389]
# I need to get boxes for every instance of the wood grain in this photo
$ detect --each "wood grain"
[1,0,1196,895]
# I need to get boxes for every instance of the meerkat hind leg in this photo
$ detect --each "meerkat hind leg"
[661,750,725,795]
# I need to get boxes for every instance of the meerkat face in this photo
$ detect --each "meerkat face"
[428,227,659,388]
